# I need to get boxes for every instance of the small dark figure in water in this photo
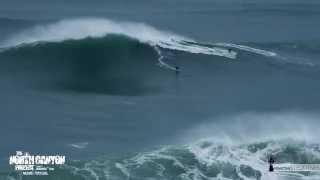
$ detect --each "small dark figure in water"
[175,66,180,74]
[228,49,232,53]
[268,156,275,172]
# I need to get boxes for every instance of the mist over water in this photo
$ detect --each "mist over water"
[1,1,320,180]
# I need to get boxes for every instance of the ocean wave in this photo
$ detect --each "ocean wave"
[59,112,320,180]
[0,19,318,98]
[17,139,317,180]
[4,112,320,180]
[0,35,165,95]
[3,18,306,71]
[4,139,320,180]
[0,18,237,61]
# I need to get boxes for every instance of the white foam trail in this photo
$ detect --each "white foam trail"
[68,142,89,149]
[115,163,130,178]
[0,18,236,60]
[154,46,178,71]
[216,42,277,57]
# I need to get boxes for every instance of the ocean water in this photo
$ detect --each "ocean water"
[1,1,320,180]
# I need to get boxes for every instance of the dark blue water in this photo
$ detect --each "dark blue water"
[1,1,320,179]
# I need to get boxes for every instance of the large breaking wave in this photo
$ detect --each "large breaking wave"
[0,18,286,95]
[50,112,320,180]
[60,140,320,180]
[0,18,285,67]
[5,112,320,180]
[0,18,238,64]
[2,18,318,73]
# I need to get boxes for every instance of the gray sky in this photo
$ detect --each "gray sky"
[1,0,319,20]
[1,0,319,10]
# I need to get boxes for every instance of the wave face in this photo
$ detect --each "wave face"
[0,18,237,59]
[0,18,287,95]
[0,35,164,95]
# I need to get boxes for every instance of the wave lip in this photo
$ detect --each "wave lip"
[215,42,278,57]
[0,18,237,61]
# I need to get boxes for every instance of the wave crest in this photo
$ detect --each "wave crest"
[1,18,237,60]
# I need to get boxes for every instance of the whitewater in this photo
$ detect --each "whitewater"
[56,112,320,180]
[0,18,283,68]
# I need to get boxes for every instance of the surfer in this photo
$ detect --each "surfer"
[175,66,180,74]
[268,155,275,172]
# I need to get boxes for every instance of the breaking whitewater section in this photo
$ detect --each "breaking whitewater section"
[60,140,320,180]
[4,112,320,180]
[5,140,320,180]
[0,18,282,71]
[57,112,320,180]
